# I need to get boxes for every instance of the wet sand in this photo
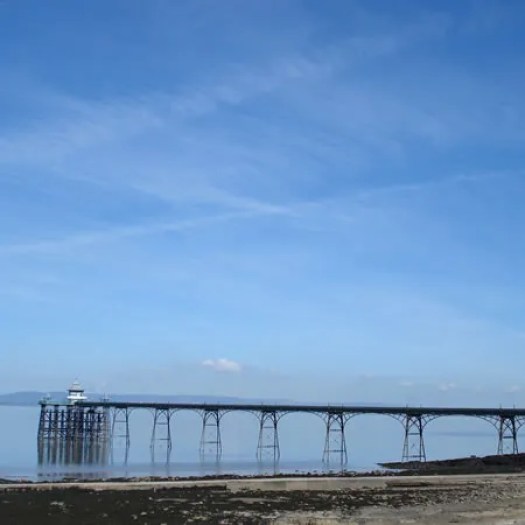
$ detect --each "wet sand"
[2,473,525,524]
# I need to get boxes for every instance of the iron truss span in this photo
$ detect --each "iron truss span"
[76,401,525,418]
[37,401,525,465]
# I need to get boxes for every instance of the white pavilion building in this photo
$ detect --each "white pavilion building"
[67,380,87,403]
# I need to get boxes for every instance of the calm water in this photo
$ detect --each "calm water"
[0,405,505,481]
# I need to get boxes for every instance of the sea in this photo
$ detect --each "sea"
[0,405,505,481]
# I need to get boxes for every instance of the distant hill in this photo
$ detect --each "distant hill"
[0,391,59,406]
[0,391,290,407]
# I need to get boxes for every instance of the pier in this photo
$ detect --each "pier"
[37,384,525,465]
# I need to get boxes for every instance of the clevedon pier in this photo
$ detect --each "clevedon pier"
[38,383,525,466]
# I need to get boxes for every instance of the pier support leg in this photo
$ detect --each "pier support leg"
[94,409,110,442]
[402,414,426,462]
[257,411,280,462]
[111,408,131,447]
[199,410,222,460]
[69,407,86,441]
[322,412,348,465]
[38,404,51,440]
[150,408,173,462]
[85,408,102,442]
[51,407,60,437]
[497,416,519,455]
[110,408,131,463]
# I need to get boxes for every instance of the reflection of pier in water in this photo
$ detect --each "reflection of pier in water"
[38,436,109,466]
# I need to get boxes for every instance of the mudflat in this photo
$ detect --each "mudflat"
[2,473,525,524]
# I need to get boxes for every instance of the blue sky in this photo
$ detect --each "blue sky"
[1,0,525,404]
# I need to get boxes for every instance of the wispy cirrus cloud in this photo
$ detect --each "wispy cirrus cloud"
[0,55,328,170]
[0,212,252,256]
[0,10,485,188]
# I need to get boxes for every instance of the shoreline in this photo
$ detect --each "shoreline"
[4,451,525,486]
[0,469,395,486]
[0,470,523,491]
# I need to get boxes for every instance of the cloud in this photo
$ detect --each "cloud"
[0,99,162,168]
[0,55,326,171]
[0,212,252,256]
[438,382,456,392]
[202,358,242,373]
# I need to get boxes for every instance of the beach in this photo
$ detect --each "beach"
[2,472,525,524]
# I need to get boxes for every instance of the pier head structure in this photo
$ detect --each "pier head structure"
[38,390,525,465]
[38,382,110,467]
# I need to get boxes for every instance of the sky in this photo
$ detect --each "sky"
[1,0,525,404]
